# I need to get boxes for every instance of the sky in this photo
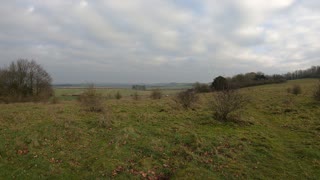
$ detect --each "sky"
[0,0,319,83]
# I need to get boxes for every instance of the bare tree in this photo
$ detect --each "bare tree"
[174,89,198,109]
[0,59,52,102]
[212,89,249,121]
[78,84,104,112]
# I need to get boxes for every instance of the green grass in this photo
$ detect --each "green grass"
[0,79,319,179]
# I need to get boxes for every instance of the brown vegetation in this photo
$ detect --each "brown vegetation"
[174,89,198,109]
[150,89,162,99]
[291,84,302,95]
[212,89,249,121]
[78,84,104,112]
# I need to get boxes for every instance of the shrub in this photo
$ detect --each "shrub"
[291,84,302,95]
[78,84,104,112]
[115,91,122,99]
[174,89,198,109]
[150,89,162,99]
[211,76,228,91]
[212,89,248,121]
[193,82,210,93]
[50,95,60,104]
[314,80,320,101]
[132,91,140,100]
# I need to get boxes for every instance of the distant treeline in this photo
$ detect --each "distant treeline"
[194,65,320,92]
[222,66,320,90]
[0,59,53,103]
[284,66,320,80]
[132,85,146,90]
[226,72,286,89]
[220,66,320,90]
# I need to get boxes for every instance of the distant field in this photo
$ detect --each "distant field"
[53,83,193,98]
[0,79,319,179]
[54,87,186,100]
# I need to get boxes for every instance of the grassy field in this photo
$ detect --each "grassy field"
[0,79,319,179]
[54,87,184,101]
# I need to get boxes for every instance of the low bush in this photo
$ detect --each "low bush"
[291,84,302,95]
[115,91,122,100]
[78,84,104,112]
[174,89,198,109]
[212,89,248,122]
[132,91,140,100]
[150,89,162,99]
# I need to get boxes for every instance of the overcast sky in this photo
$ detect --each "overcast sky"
[0,0,319,83]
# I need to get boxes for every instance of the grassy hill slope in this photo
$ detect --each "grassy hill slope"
[0,79,319,179]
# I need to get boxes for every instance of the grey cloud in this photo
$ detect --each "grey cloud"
[0,0,319,83]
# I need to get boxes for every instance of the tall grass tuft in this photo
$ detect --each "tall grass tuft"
[313,80,320,101]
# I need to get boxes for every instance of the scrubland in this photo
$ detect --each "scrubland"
[0,79,319,179]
